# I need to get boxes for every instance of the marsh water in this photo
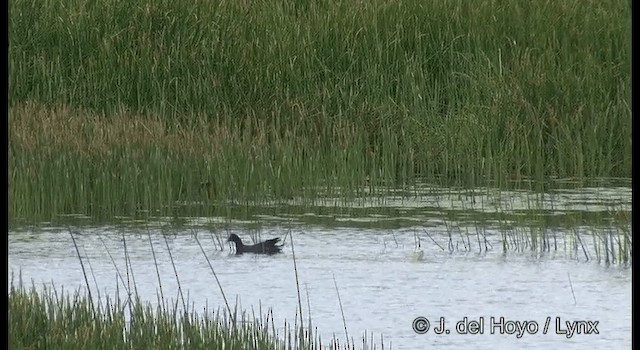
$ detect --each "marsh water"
[8,183,632,349]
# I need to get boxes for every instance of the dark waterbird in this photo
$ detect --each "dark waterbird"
[227,233,283,255]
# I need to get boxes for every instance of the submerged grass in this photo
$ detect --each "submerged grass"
[9,0,631,221]
[429,217,632,265]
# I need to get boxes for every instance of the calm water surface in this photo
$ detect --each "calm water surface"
[8,185,632,349]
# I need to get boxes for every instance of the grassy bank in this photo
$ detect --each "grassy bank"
[9,0,631,221]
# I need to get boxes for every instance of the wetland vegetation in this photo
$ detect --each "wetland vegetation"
[9,0,631,221]
[8,0,631,348]
[9,281,282,349]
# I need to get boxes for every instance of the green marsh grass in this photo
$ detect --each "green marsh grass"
[10,0,631,221]
[8,280,292,350]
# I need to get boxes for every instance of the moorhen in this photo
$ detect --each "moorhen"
[227,233,283,255]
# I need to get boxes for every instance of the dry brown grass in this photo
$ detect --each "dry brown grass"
[9,101,366,161]
[9,102,262,158]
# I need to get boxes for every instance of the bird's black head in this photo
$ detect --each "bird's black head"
[227,233,241,243]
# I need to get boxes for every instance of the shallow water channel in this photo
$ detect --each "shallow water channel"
[8,184,632,349]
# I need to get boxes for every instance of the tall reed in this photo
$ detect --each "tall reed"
[8,281,288,350]
[9,0,631,221]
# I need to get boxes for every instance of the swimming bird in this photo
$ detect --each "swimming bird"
[227,233,283,255]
